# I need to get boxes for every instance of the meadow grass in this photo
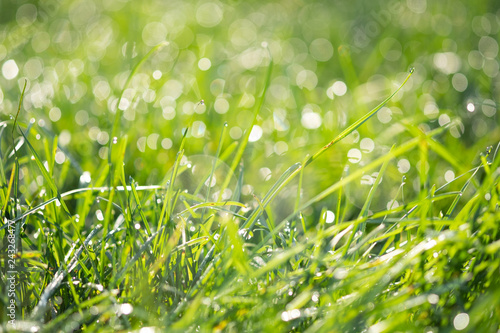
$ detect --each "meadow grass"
[1,1,500,332]
[2,61,500,332]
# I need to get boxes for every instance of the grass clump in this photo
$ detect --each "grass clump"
[2,63,500,332]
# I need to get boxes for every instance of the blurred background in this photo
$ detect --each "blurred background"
[1,0,499,221]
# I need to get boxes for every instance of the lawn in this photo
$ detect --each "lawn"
[1,0,500,332]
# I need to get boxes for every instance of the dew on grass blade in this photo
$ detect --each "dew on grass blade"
[409,66,415,74]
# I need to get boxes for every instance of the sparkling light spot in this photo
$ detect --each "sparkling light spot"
[387,200,399,210]
[248,125,263,142]
[478,36,499,59]
[347,149,362,163]
[444,170,455,182]
[153,70,162,80]
[433,52,461,74]
[296,70,318,90]
[309,38,334,62]
[55,151,65,164]
[137,137,147,152]
[481,99,496,117]
[325,210,335,224]
[438,114,451,126]
[427,294,439,304]
[49,107,61,122]
[274,141,288,155]
[451,73,468,92]
[301,112,322,129]
[161,138,173,149]
[147,133,159,150]
[453,313,469,331]
[142,22,167,46]
[191,121,206,138]
[229,126,242,139]
[120,303,134,315]
[360,138,375,153]
[332,81,347,96]
[397,159,411,173]
[2,60,19,80]
[198,57,211,71]
[259,167,272,181]
[377,107,392,123]
[214,98,229,114]
[281,309,301,322]
[196,2,223,27]
[80,171,91,184]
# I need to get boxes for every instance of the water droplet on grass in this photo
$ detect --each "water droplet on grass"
[409,67,415,74]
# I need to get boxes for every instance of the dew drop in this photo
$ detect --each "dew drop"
[409,67,415,74]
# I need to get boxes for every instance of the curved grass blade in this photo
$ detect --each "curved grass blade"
[252,124,450,255]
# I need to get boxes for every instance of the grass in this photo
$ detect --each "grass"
[1,1,500,332]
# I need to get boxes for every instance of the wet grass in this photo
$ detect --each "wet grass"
[2,61,500,332]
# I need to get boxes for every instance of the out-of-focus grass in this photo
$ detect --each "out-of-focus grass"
[1,0,499,332]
